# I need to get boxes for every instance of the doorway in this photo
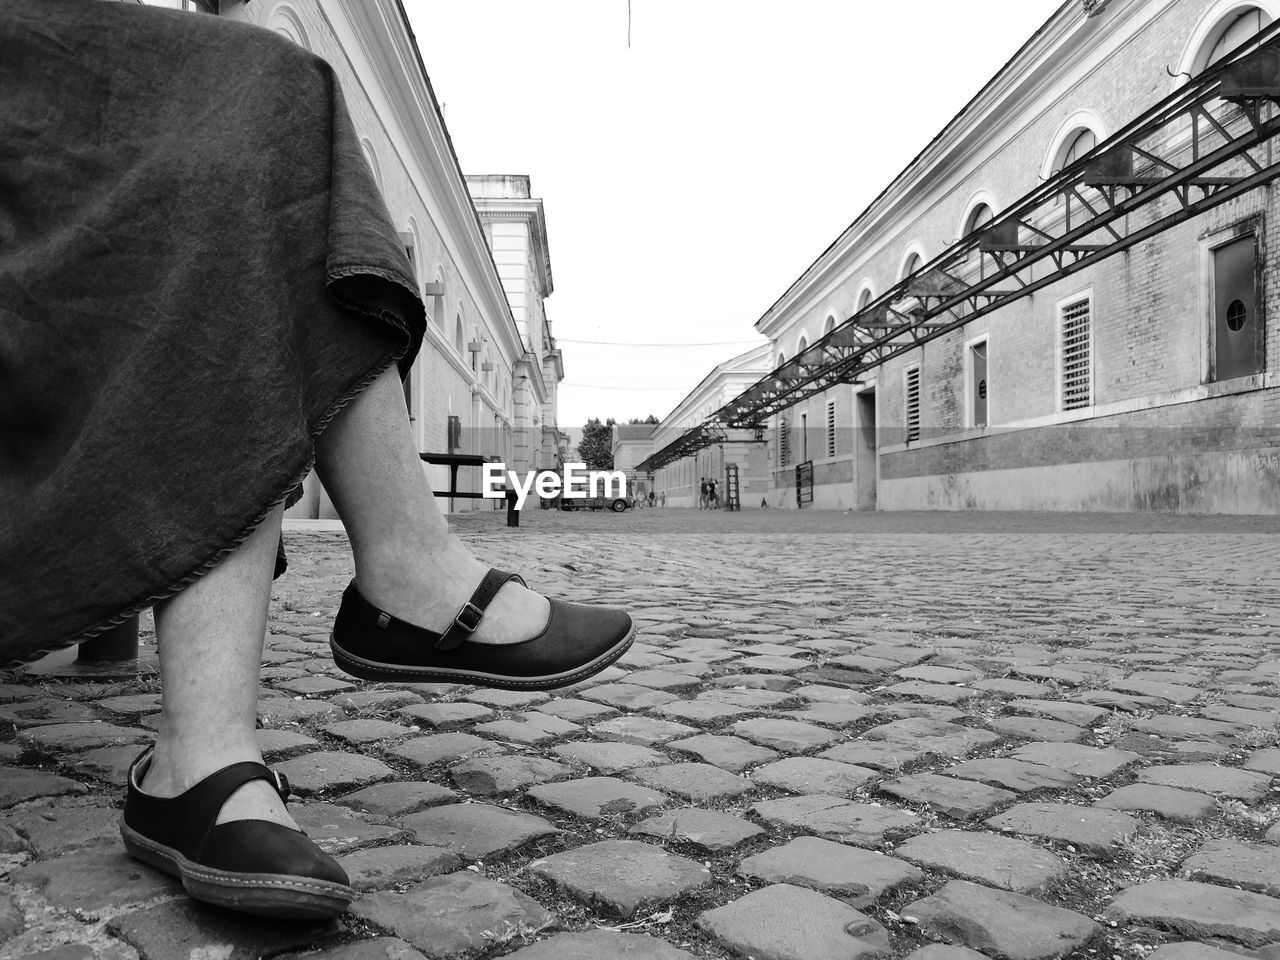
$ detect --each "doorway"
[855,389,877,510]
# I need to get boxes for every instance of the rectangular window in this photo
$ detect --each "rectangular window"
[779,419,791,467]
[967,338,988,427]
[1060,297,1091,411]
[826,400,837,458]
[1211,234,1263,381]
[905,366,921,443]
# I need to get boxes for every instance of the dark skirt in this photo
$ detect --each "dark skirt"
[0,0,425,667]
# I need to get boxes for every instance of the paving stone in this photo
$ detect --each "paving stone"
[652,699,753,724]
[819,740,927,772]
[258,698,344,724]
[1095,783,1217,822]
[321,718,411,745]
[793,685,873,704]
[257,728,321,759]
[751,795,919,846]
[94,693,163,716]
[66,745,141,784]
[1247,748,1280,775]
[16,722,149,753]
[738,836,922,907]
[0,801,119,857]
[864,717,1000,757]
[527,776,668,819]
[0,699,99,728]
[904,880,1099,959]
[280,939,427,960]
[1010,742,1140,778]
[700,687,795,709]
[985,802,1138,858]
[450,755,572,795]
[333,780,457,817]
[902,947,990,960]
[579,683,681,710]
[292,801,407,854]
[751,757,877,795]
[1203,704,1280,727]
[631,762,752,802]
[0,766,87,808]
[528,839,710,917]
[668,734,779,772]
[463,689,551,709]
[589,715,698,746]
[353,872,553,954]
[335,843,462,891]
[501,930,699,959]
[1110,679,1202,702]
[329,689,424,712]
[1184,839,1280,897]
[895,829,1068,893]
[475,712,581,744]
[730,718,840,753]
[697,883,891,960]
[882,681,978,704]
[1008,699,1110,727]
[396,702,495,727]
[624,668,707,688]
[880,773,1016,820]
[629,807,764,851]
[110,898,337,957]
[0,889,22,941]
[531,698,618,723]
[274,750,395,795]
[1145,945,1252,960]
[734,655,812,674]
[895,665,981,684]
[972,679,1053,698]
[401,803,559,859]
[1106,879,1280,948]
[991,716,1087,742]
[1138,763,1272,801]
[275,675,356,696]
[11,847,181,912]
[1134,716,1245,740]
[780,702,877,726]
[943,758,1078,794]
[1073,690,1164,712]
[552,740,667,775]
[387,732,505,769]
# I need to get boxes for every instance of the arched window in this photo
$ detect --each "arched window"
[454,315,464,355]
[267,6,311,49]
[359,138,383,193]
[857,286,874,312]
[901,251,922,280]
[823,314,837,337]
[1054,128,1097,175]
[965,203,994,236]
[1203,7,1271,70]
[797,336,809,354]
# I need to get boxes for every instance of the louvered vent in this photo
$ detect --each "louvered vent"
[905,367,921,442]
[1061,298,1092,410]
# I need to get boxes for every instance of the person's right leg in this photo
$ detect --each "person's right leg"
[313,366,549,645]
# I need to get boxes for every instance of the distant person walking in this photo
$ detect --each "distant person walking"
[699,478,709,510]
[708,478,719,509]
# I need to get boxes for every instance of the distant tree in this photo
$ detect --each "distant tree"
[627,414,660,424]
[578,417,615,470]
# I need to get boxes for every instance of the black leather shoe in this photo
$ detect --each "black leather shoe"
[120,746,355,919]
[329,569,636,690]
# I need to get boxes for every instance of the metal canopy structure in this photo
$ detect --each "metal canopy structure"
[638,22,1280,474]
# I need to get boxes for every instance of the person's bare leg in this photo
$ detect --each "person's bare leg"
[314,366,548,644]
[139,503,295,828]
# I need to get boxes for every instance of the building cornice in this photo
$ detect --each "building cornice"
[755,0,1175,338]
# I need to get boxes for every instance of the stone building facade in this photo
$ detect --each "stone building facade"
[156,0,562,514]
[743,0,1280,513]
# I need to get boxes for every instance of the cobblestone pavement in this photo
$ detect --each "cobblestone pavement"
[5,509,1280,960]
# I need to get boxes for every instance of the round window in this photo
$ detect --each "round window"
[1226,299,1247,332]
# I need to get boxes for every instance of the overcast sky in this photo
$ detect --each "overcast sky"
[404,0,1067,429]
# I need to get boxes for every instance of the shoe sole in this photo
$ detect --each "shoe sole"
[120,821,356,920]
[329,622,636,690]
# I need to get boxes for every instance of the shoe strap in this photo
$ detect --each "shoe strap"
[435,568,526,651]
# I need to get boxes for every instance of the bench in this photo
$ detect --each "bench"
[420,452,519,528]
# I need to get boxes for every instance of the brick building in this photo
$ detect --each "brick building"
[161,0,563,514]
[651,0,1280,513]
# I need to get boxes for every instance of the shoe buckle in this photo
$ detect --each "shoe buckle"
[453,601,484,633]
[272,769,291,802]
